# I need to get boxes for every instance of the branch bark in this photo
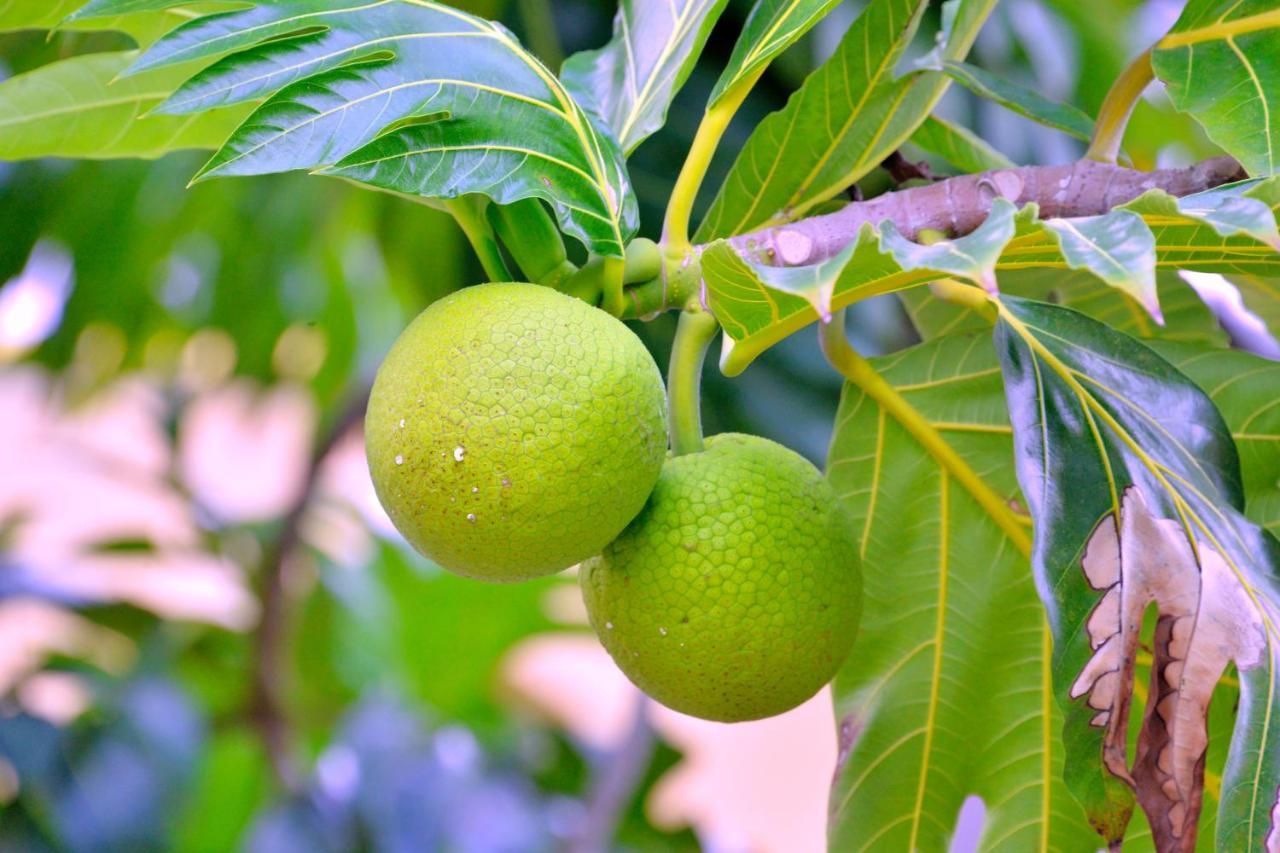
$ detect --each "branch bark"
[249,387,370,791]
[726,156,1247,267]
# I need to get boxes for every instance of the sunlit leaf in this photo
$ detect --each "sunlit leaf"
[561,0,729,154]
[71,0,637,256]
[1153,0,1280,176]
[827,332,1096,850]
[697,0,997,240]
[708,0,841,106]
[995,296,1280,850]
[0,51,250,161]
[1042,210,1159,319]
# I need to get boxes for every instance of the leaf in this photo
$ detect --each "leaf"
[932,60,1095,141]
[909,114,1016,173]
[708,0,842,106]
[1154,342,1280,540]
[827,332,1096,850]
[704,178,1280,374]
[0,1,211,44]
[697,0,998,240]
[561,0,729,154]
[1153,0,1280,176]
[904,270,1229,347]
[1042,210,1159,320]
[696,0,927,240]
[995,295,1280,850]
[78,0,637,256]
[0,51,250,161]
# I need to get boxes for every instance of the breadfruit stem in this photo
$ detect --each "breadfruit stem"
[667,306,719,455]
[818,310,1032,555]
[663,70,766,253]
[1086,46,1155,164]
[444,197,514,282]
[488,197,575,287]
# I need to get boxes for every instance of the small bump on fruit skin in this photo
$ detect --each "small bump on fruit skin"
[580,433,863,722]
[365,283,668,582]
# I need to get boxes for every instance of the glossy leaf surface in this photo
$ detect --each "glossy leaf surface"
[708,0,841,106]
[561,0,729,154]
[995,296,1280,850]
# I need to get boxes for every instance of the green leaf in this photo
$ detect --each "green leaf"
[932,60,1095,141]
[909,114,1016,173]
[82,0,637,256]
[995,295,1280,850]
[827,332,1095,850]
[561,0,729,154]
[904,270,1229,347]
[1153,1,1280,176]
[1155,342,1280,539]
[0,1,211,44]
[697,0,997,240]
[1042,210,1159,319]
[0,51,250,161]
[704,178,1280,374]
[708,0,842,106]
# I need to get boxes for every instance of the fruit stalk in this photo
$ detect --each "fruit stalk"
[666,307,719,456]
[487,197,576,288]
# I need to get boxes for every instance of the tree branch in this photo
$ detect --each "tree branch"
[569,694,655,853]
[729,156,1247,267]
[249,387,370,791]
[626,157,1248,319]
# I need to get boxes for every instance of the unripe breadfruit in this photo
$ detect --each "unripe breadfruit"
[580,433,862,722]
[366,283,667,582]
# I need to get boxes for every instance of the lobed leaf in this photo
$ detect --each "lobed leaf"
[827,332,1096,850]
[69,0,637,256]
[561,0,729,154]
[995,296,1280,850]
[1153,0,1280,177]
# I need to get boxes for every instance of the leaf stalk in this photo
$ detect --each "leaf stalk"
[662,71,765,252]
[445,197,514,282]
[667,306,719,456]
[1086,47,1154,164]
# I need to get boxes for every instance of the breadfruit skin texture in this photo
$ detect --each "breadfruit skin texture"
[581,433,862,722]
[366,283,667,581]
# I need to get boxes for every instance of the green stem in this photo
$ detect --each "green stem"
[818,310,1031,555]
[601,255,627,318]
[662,71,764,252]
[444,197,513,282]
[517,0,564,69]
[667,307,719,456]
[1086,46,1154,164]
[488,198,575,287]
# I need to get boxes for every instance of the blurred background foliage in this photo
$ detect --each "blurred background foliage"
[0,1,1236,850]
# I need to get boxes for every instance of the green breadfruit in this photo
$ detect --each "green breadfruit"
[366,283,667,582]
[580,433,862,722]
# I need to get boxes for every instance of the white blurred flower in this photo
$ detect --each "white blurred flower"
[0,241,73,361]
